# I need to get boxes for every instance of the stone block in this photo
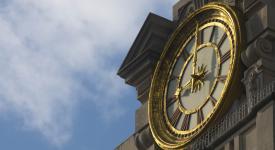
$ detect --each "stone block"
[147,144,156,150]
[173,0,192,20]
[223,0,237,6]
[241,125,257,150]
[135,127,154,150]
[136,74,152,103]
[229,140,234,150]
[246,5,268,43]
[115,135,138,150]
[234,136,240,150]
[245,0,275,43]
[224,143,230,150]
[256,101,275,150]
[137,90,149,105]
[244,0,258,9]
[135,101,148,132]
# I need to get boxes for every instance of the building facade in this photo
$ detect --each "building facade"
[116,0,275,149]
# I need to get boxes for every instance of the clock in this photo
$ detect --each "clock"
[148,3,244,149]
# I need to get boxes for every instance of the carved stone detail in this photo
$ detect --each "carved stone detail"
[183,2,196,18]
[242,34,275,85]
[243,61,263,112]
[173,0,193,21]
[117,13,174,104]
[135,127,154,150]
[241,37,273,67]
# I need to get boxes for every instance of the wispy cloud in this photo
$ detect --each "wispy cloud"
[0,0,176,147]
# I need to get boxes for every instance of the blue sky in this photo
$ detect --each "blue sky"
[0,0,176,150]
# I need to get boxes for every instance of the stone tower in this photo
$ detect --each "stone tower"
[116,0,275,149]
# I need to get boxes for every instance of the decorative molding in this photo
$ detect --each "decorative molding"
[241,37,273,67]
[243,62,263,112]
[117,13,174,103]
[118,13,173,78]
[173,0,193,20]
[135,127,154,150]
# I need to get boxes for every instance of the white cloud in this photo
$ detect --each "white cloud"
[0,0,176,147]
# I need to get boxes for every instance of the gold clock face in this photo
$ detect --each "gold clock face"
[166,22,231,133]
[148,3,244,149]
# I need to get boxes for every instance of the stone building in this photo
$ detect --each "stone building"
[116,0,275,149]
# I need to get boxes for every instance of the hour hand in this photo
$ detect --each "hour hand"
[175,80,192,96]
[182,80,192,90]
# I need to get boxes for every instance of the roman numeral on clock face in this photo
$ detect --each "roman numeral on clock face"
[209,95,217,106]
[181,114,191,130]
[197,109,204,124]
[221,50,230,64]
[197,29,202,45]
[170,108,181,126]
[217,75,227,83]
[217,32,227,48]
[209,26,216,42]
[167,96,178,107]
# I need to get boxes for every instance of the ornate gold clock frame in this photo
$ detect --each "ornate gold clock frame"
[148,3,245,149]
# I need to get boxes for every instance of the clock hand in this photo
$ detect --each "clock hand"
[181,80,192,91]
[191,21,199,93]
[191,64,209,92]
[192,64,208,79]
[174,80,192,97]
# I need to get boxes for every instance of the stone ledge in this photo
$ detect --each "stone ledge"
[118,13,174,85]
[117,13,174,104]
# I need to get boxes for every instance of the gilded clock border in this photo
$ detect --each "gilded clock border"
[163,16,235,141]
[148,2,245,149]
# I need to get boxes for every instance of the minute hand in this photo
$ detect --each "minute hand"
[191,22,199,92]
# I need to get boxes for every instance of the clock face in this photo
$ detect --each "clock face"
[148,3,244,149]
[166,24,231,132]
